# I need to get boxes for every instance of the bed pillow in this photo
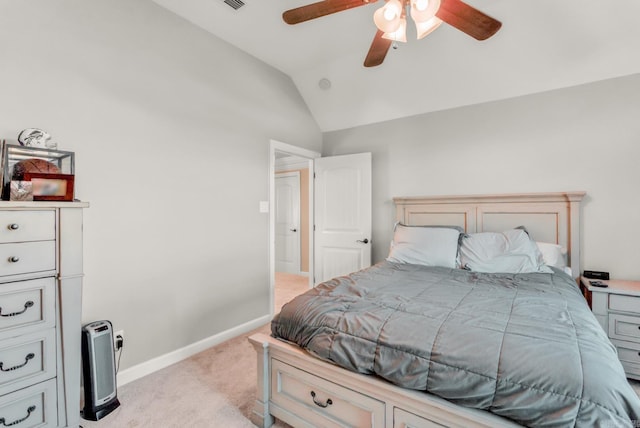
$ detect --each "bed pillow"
[387,224,461,268]
[536,241,568,270]
[459,228,552,273]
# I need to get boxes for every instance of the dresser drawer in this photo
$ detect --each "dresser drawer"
[0,278,55,338]
[609,313,640,343]
[610,339,640,379]
[609,294,640,313]
[0,211,55,244]
[0,241,55,278]
[0,329,56,397]
[271,359,385,427]
[0,378,57,428]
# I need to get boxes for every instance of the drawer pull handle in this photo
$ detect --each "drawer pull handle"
[0,405,36,427]
[7,224,19,231]
[0,301,34,317]
[7,256,20,263]
[310,391,333,408]
[0,353,35,372]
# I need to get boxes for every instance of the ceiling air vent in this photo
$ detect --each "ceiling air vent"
[223,0,245,10]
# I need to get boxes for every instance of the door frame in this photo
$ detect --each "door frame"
[269,140,320,316]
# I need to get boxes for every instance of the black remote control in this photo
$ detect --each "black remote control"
[589,280,608,288]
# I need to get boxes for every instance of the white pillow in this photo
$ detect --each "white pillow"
[459,229,552,274]
[387,224,461,268]
[536,242,568,270]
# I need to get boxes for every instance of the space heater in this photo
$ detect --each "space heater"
[81,320,121,421]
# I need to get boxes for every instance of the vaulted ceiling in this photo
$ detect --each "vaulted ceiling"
[152,0,640,132]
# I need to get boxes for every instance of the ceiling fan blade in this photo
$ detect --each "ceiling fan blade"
[364,30,393,67]
[436,0,501,40]
[283,0,376,25]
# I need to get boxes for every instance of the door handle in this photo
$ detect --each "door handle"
[290,228,297,232]
[356,238,369,244]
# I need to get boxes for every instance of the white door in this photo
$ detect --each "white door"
[314,153,372,284]
[275,172,301,274]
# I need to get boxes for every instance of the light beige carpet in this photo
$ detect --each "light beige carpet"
[80,272,640,427]
[80,273,308,428]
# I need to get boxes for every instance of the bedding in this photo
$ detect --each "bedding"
[536,241,568,270]
[387,223,461,268]
[459,228,552,274]
[272,261,640,427]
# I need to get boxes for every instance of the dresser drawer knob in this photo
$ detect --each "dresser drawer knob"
[310,390,333,408]
[8,256,20,263]
[0,352,35,372]
[0,300,34,317]
[0,405,36,427]
[7,223,19,230]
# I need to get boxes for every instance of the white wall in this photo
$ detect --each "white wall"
[0,1,321,370]
[323,74,640,280]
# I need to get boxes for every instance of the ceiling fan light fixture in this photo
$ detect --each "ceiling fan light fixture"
[382,17,407,42]
[416,16,442,39]
[374,0,403,33]
[410,0,440,23]
[414,0,428,10]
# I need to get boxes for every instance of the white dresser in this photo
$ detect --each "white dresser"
[0,202,87,428]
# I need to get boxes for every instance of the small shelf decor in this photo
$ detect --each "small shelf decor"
[1,144,75,201]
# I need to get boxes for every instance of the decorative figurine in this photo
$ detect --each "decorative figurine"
[17,128,57,149]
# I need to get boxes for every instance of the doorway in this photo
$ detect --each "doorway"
[275,171,301,274]
[269,140,320,314]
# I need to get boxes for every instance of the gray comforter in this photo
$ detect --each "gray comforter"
[272,261,640,427]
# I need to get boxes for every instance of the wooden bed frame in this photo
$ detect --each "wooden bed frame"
[250,191,586,428]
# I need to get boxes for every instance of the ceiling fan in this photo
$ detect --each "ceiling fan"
[283,0,502,67]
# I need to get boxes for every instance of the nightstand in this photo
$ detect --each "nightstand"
[580,277,640,380]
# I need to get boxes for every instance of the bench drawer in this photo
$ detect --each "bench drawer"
[394,407,447,428]
[271,358,385,427]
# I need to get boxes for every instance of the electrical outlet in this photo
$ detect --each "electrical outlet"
[114,330,124,351]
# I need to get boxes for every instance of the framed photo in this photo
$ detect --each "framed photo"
[23,173,74,201]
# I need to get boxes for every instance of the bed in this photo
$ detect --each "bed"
[249,191,640,427]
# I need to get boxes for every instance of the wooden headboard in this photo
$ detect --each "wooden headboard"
[393,192,586,278]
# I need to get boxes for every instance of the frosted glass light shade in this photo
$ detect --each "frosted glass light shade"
[374,0,403,33]
[382,17,407,42]
[410,0,440,23]
[416,16,443,39]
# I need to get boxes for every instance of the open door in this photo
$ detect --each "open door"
[274,172,301,274]
[314,153,372,284]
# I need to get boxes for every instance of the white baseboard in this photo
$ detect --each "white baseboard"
[116,314,271,387]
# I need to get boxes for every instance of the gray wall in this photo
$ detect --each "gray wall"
[324,74,640,280]
[0,1,321,369]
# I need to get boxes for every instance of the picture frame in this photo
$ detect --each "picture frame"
[23,173,74,201]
